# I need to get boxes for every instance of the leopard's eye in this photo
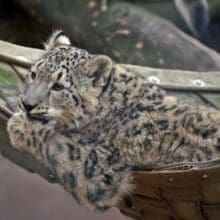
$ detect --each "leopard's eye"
[52,83,64,91]
[31,71,37,80]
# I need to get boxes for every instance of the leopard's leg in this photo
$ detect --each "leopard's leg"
[46,136,132,211]
[7,111,56,162]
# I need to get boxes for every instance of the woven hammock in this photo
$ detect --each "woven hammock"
[0,40,220,220]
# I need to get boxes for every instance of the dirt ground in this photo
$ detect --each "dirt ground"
[0,155,126,220]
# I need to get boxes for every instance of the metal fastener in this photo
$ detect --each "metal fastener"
[148,76,161,84]
[202,174,208,179]
[48,173,57,183]
[193,79,205,87]
[168,177,174,182]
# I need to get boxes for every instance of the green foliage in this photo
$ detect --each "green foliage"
[0,68,17,85]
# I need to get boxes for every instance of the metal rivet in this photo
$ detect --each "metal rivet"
[202,174,208,179]
[193,79,205,87]
[168,177,174,182]
[48,173,57,183]
[148,76,161,84]
[91,21,97,27]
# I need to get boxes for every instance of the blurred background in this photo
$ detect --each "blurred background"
[0,0,220,219]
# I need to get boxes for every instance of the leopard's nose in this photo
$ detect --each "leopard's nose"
[21,100,37,112]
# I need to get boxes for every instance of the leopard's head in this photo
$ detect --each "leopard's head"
[21,31,113,123]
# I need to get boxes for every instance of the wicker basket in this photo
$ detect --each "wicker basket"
[118,160,220,220]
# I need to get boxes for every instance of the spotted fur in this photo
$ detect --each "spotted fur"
[7,31,220,211]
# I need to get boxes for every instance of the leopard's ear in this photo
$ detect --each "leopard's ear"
[82,55,113,87]
[44,30,71,51]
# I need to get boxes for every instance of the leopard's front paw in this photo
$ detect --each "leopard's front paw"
[7,112,27,150]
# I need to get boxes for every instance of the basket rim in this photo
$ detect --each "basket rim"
[132,158,220,172]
